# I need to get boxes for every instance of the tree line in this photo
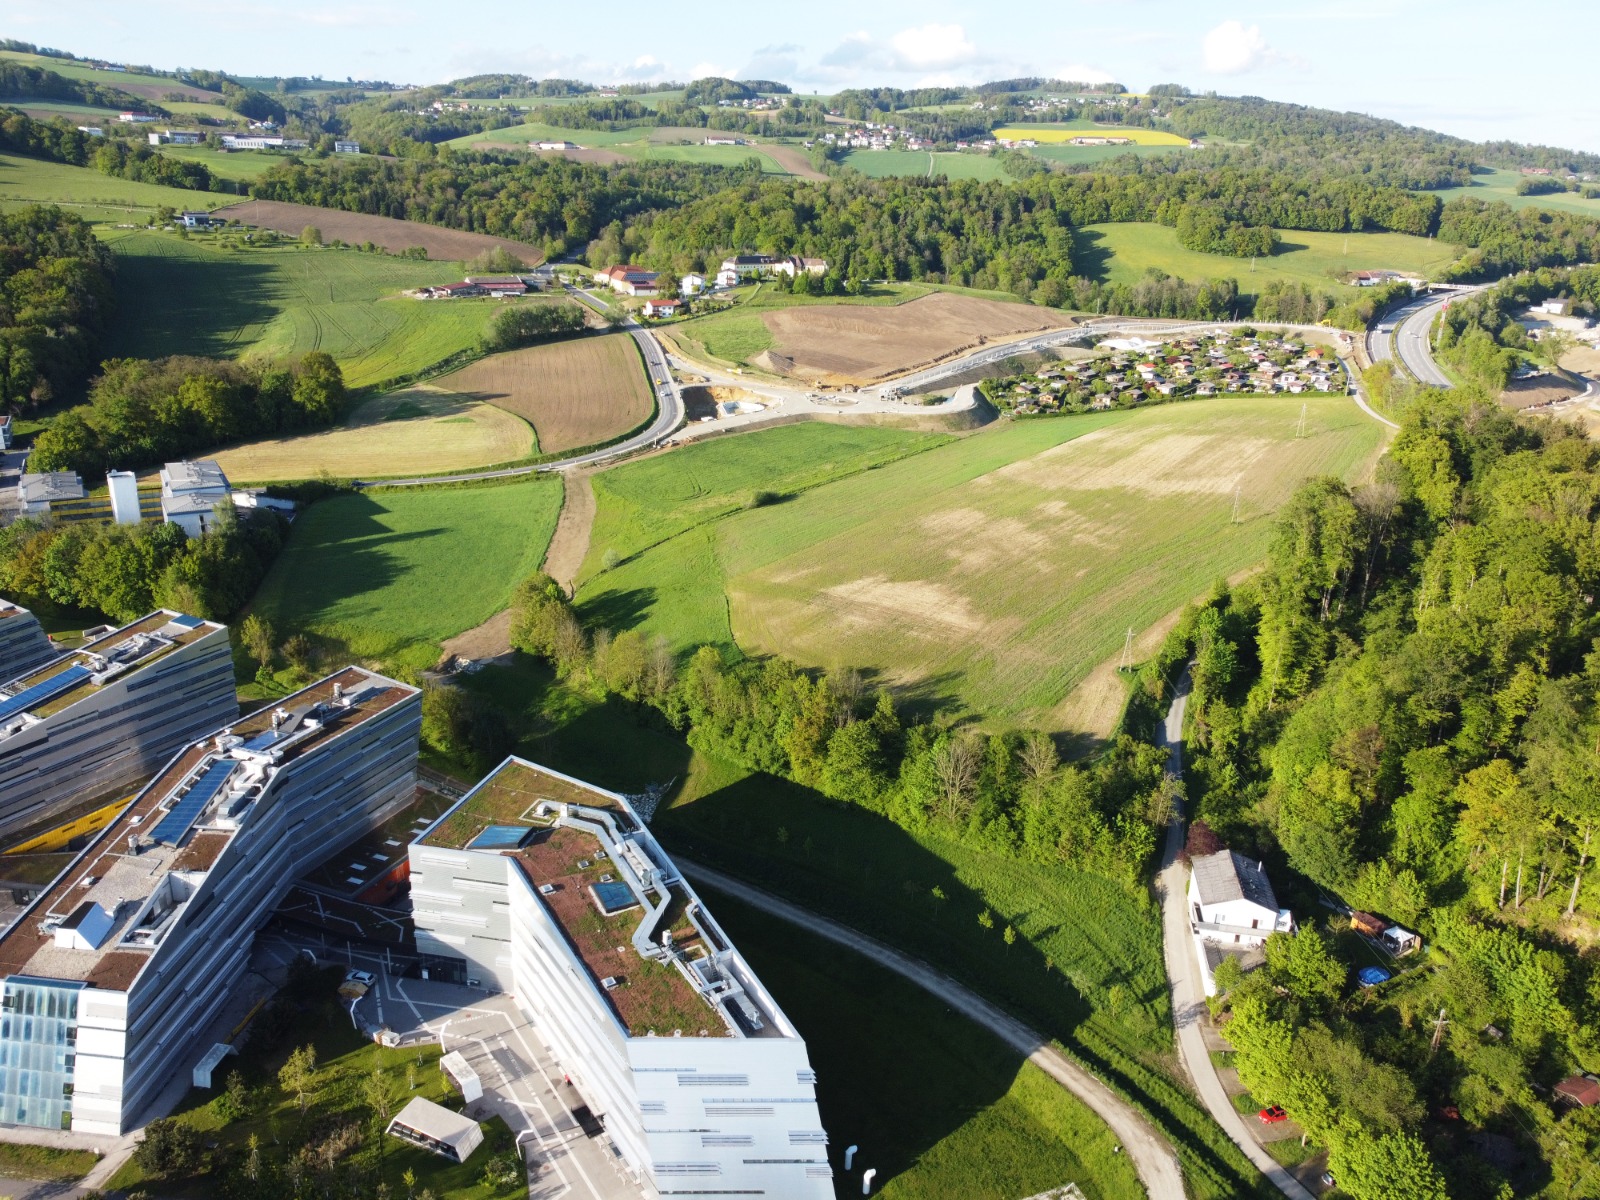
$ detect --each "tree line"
[0,110,215,190]
[27,353,347,475]
[0,204,114,414]
[0,61,158,112]
[1161,389,1600,1198]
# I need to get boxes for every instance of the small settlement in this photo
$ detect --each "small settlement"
[982,330,1349,416]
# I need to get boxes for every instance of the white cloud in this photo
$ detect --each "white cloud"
[889,23,979,70]
[1201,20,1275,74]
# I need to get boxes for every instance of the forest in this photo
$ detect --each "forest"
[0,204,115,413]
[1162,391,1600,1198]
[26,353,347,475]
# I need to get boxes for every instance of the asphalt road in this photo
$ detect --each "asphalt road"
[680,859,1188,1200]
[354,303,683,488]
[1155,674,1318,1200]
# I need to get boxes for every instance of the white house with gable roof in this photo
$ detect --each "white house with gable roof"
[1188,849,1294,995]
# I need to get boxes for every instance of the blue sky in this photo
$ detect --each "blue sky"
[8,0,1599,151]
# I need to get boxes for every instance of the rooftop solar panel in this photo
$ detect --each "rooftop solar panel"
[241,728,283,752]
[467,824,534,850]
[150,759,236,845]
[0,664,93,722]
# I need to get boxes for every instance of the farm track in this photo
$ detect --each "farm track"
[541,470,597,595]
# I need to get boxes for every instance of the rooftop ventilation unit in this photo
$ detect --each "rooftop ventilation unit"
[601,976,621,990]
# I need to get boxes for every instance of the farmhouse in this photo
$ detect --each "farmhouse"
[704,136,745,146]
[1188,848,1294,996]
[1069,135,1133,146]
[679,272,706,296]
[641,298,683,318]
[533,140,578,150]
[464,275,528,296]
[159,459,232,537]
[715,268,740,288]
[593,265,661,296]
[180,211,220,230]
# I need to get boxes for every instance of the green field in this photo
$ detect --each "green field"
[1424,166,1600,217]
[447,121,795,173]
[157,143,285,181]
[715,896,1144,1199]
[1075,221,1462,295]
[843,149,1016,181]
[250,478,564,669]
[579,397,1385,724]
[101,232,500,388]
[1029,142,1185,166]
[0,151,223,224]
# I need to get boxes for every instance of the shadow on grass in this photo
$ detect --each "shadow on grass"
[574,585,658,634]
[1069,227,1114,283]
[104,245,281,360]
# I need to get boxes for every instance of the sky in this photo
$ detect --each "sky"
[7,0,1599,152]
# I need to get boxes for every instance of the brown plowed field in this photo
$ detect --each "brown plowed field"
[759,292,1080,385]
[439,333,654,453]
[760,144,828,180]
[213,199,544,263]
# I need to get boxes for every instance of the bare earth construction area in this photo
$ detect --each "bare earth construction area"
[214,199,545,263]
[441,333,656,454]
[755,291,1080,385]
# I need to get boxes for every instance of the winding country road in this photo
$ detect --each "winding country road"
[679,860,1188,1200]
[1155,675,1317,1200]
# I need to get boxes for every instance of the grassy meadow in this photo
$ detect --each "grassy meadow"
[0,151,225,224]
[579,396,1386,725]
[250,478,563,670]
[1074,221,1462,295]
[101,231,504,388]
[1424,166,1600,217]
[446,121,797,173]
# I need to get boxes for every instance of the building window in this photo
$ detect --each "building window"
[0,978,84,1130]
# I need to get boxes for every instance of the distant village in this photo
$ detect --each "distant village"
[984,330,1352,416]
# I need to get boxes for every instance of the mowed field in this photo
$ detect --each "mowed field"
[448,122,801,175]
[673,291,1079,385]
[843,150,1016,181]
[210,386,534,483]
[1075,221,1462,295]
[580,397,1386,726]
[251,479,563,669]
[100,232,507,388]
[214,198,545,262]
[439,333,655,453]
[0,152,226,224]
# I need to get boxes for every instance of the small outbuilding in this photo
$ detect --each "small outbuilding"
[439,1049,482,1104]
[388,1096,484,1162]
[1554,1075,1600,1108]
[1350,911,1387,937]
[1380,925,1421,956]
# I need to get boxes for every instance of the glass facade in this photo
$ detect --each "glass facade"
[0,977,82,1129]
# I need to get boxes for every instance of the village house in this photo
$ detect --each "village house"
[641,298,683,318]
[679,273,706,296]
[593,265,661,297]
[1188,848,1295,996]
[465,275,528,296]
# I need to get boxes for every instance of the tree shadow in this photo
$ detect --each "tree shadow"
[104,246,282,361]
[574,585,658,634]
[653,768,1263,1196]
[1069,227,1113,283]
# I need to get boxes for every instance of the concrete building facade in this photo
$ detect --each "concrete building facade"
[410,759,832,1198]
[0,667,421,1133]
[0,612,235,839]
[0,601,58,684]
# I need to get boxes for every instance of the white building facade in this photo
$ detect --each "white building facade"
[0,668,421,1133]
[411,759,833,1198]
[1187,849,1295,996]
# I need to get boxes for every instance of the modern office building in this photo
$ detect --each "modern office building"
[0,667,422,1133]
[0,612,235,840]
[411,758,833,1198]
[0,601,58,684]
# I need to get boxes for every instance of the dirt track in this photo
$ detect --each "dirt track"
[541,470,596,594]
[214,199,544,263]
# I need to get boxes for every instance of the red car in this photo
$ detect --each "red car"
[1258,1105,1289,1124]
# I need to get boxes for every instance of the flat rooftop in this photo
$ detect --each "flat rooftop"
[0,667,416,992]
[0,611,222,722]
[419,759,788,1041]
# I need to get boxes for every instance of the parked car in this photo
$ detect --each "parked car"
[339,968,377,999]
[1258,1105,1289,1124]
[1320,1172,1336,1187]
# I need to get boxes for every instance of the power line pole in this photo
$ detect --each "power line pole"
[1119,626,1134,672]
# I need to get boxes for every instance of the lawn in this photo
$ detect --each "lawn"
[712,896,1145,1200]
[100,231,501,389]
[578,396,1386,725]
[157,143,286,182]
[105,967,519,1200]
[1074,221,1462,296]
[210,385,536,483]
[0,1142,98,1180]
[843,149,1017,181]
[250,478,563,670]
[0,151,224,225]
[1424,166,1600,218]
[448,122,797,174]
